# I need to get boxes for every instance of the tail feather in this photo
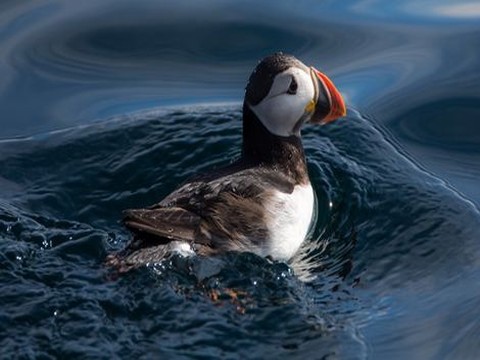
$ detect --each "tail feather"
[106,206,202,272]
[105,242,173,273]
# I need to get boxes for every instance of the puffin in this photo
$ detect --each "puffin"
[107,53,346,271]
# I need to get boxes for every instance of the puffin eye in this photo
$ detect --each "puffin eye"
[287,77,297,95]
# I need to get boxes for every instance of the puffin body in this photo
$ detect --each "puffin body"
[108,53,346,271]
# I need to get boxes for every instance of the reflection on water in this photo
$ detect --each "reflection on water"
[0,0,479,359]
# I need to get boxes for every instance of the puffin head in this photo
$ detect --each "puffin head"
[245,53,346,137]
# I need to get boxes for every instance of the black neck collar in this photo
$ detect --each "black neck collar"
[241,102,309,185]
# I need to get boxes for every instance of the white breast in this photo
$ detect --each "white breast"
[263,184,314,261]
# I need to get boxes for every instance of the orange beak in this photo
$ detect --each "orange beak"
[309,67,347,124]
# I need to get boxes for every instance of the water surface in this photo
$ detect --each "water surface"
[1,1,480,359]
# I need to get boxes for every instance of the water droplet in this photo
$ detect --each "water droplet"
[42,238,52,249]
[329,201,333,209]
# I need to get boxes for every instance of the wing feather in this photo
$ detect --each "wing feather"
[123,207,201,243]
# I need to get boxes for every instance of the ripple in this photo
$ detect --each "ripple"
[1,0,480,358]
[1,105,480,357]
[390,97,480,152]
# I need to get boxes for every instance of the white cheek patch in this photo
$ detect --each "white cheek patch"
[250,68,315,137]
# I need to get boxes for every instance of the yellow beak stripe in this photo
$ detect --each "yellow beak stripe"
[305,99,316,113]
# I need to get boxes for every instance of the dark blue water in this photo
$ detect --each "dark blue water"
[1,1,480,358]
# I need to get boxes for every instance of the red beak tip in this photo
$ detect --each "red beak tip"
[313,68,347,123]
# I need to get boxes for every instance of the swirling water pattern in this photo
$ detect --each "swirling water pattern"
[1,1,479,359]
